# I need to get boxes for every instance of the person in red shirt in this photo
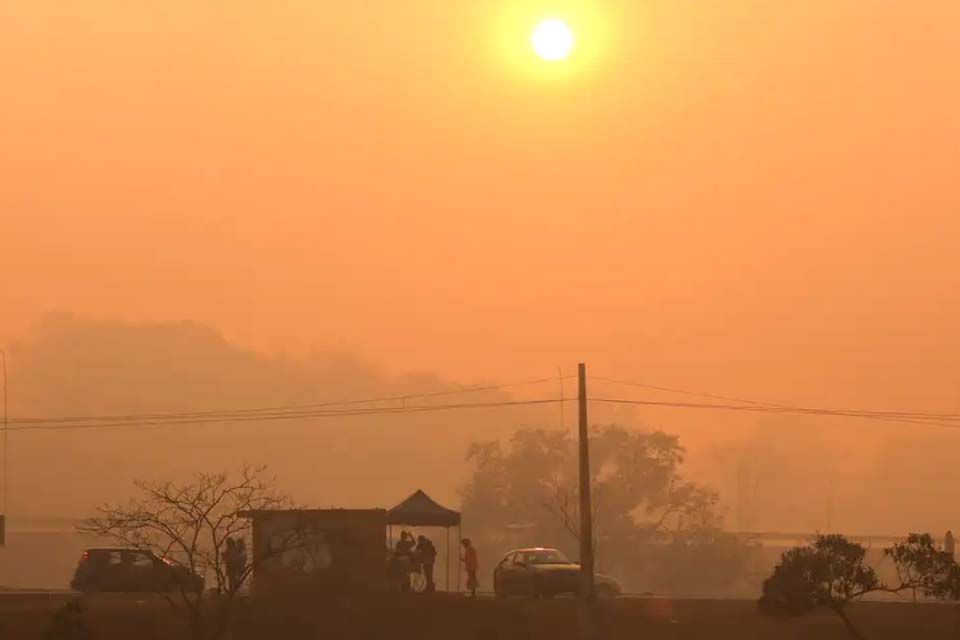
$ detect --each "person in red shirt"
[461,538,479,597]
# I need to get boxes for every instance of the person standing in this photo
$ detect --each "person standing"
[222,537,241,593]
[236,538,248,589]
[416,535,438,592]
[461,538,478,597]
[946,530,955,558]
[396,531,415,592]
[396,531,415,556]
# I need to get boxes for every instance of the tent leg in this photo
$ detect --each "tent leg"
[457,524,462,594]
[446,526,451,592]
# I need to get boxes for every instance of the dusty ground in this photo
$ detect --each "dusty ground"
[1,592,958,639]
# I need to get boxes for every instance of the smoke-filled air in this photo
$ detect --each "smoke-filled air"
[2,1,959,639]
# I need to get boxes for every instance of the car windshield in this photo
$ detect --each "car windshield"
[520,549,569,564]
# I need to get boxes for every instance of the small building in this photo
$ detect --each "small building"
[242,508,386,595]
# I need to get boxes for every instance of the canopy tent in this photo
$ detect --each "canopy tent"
[387,489,461,528]
[386,490,461,592]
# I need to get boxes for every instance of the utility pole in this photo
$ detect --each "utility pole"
[577,362,595,637]
[1,349,7,547]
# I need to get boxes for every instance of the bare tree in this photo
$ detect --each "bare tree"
[78,466,292,640]
[542,476,603,562]
[543,475,718,571]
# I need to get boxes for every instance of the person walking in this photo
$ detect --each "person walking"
[416,535,438,592]
[461,538,479,597]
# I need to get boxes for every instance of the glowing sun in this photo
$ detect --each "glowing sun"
[531,19,574,61]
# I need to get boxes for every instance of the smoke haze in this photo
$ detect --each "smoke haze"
[2,0,960,536]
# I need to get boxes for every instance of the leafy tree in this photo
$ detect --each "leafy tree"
[885,533,960,601]
[462,425,715,533]
[759,535,880,640]
[79,466,292,640]
[460,425,734,584]
[761,532,960,639]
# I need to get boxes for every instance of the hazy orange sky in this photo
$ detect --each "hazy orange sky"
[3,1,960,535]
[3,0,959,401]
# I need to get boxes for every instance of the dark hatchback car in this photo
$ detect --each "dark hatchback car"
[71,548,204,593]
[494,548,621,598]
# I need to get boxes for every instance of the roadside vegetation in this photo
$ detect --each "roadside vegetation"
[460,425,754,596]
[759,533,960,639]
[77,466,292,640]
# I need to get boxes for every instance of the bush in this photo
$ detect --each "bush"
[45,600,93,640]
[644,528,754,595]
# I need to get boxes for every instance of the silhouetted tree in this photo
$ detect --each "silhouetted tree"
[460,425,746,590]
[462,426,716,536]
[761,532,960,639]
[759,535,879,639]
[885,533,960,601]
[79,466,292,640]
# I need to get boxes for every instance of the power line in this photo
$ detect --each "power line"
[9,376,574,427]
[592,375,960,422]
[592,376,779,407]
[589,398,960,430]
[8,370,960,434]
[21,394,958,434]
[9,399,571,433]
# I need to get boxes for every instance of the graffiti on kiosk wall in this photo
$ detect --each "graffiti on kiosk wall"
[270,526,335,575]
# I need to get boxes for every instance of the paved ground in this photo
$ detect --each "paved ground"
[2,591,960,639]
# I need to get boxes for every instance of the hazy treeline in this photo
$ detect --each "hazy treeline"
[5,313,960,540]
[4,313,557,517]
